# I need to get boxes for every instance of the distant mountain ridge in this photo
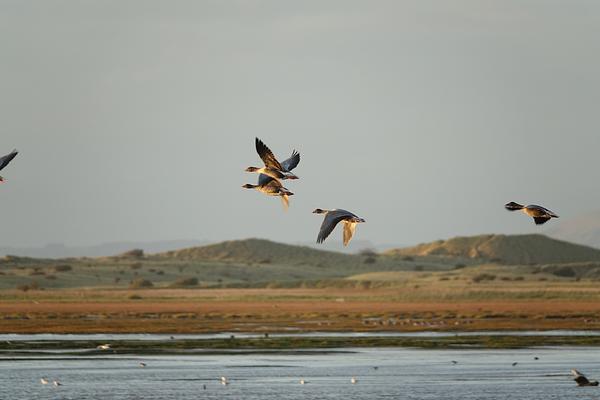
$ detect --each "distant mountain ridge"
[0,240,207,259]
[385,234,600,265]
[546,210,600,249]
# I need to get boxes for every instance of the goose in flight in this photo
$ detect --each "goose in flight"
[245,138,300,181]
[313,209,366,246]
[0,149,18,183]
[53,380,62,387]
[351,377,358,384]
[40,378,49,385]
[571,369,599,386]
[243,178,294,210]
[505,202,559,225]
[96,344,111,350]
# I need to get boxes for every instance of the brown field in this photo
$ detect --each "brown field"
[2,287,600,333]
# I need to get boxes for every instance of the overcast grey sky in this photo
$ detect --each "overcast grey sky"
[1,1,599,248]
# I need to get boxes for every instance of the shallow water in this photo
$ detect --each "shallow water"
[2,347,599,399]
[2,330,600,342]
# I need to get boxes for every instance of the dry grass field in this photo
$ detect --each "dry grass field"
[3,274,600,334]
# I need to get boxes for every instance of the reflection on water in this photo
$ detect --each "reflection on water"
[1,347,598,400]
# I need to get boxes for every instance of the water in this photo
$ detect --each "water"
[2,330,600,342]
[2,347,599,399]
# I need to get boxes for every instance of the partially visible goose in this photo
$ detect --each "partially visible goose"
[0,149,18,183]
[53,380,62,387]
[243,179,294,210]
[505,202,559,225]
[245,138,299,181]
[40,378,49,385]
[313,209,366,246]
[571,369,599,386]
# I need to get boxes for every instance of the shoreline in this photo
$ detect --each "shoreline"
[3,334,600,355]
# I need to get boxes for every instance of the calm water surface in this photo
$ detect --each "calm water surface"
[1,347,599,399]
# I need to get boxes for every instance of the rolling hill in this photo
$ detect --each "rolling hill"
[386,234,600,265]
[4,235,600,291]
[156,238,358,266]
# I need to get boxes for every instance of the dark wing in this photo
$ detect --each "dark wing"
[574,375,590,386]
[533,216,551,225]
[255,138,283,170]
[0,150,18,171]
[280,150,300,172]
[257,173,275,186]
[316,210,355,244]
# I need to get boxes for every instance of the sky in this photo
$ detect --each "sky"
[1,0,599,248]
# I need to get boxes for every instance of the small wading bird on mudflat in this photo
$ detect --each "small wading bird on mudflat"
[571,369,599,386]
[245,137,300,181]
[313,209,366,246]
[0,149,18,183]
[505,202,559,225]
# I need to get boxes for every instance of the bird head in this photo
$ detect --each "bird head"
[242,184,256,189]
[505,201,524,211]
[245,166,259,172]
[312,208,326,214]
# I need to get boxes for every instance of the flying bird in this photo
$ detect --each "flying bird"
[53,380,62,387]
[245,138,300,181]
[139,362,146,368]
[299,379,306,385]
[96,344,111,350]
[571,369,599,386]
[512,362,518,367]
[505,202,559,225]
[351,377,358,384]
[242,179,294,210]
[0,149,18,183]
[40,378,49,385]
[313,209,366,246]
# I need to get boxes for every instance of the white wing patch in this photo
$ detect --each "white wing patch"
[343,222,357,246]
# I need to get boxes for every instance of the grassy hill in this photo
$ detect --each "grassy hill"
[4,235,600,291]
[386,234,600,265]
[0,238,445,290]
[157,238,357,266]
